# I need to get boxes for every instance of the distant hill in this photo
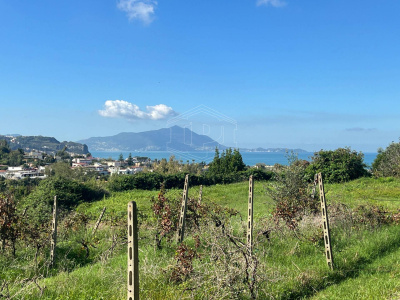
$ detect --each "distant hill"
[0,135,89,155]
[78,126,225,152]
[78,126,308,153]
[241,147,308,153]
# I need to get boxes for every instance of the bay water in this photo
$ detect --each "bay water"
[91,151,377,167]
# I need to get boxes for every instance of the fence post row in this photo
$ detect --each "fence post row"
[50,195,58,267]
[177,174,189,243]
[317,173,334,270]
[247,175,254,254]
[92,207,106,236]
[127,201,139,300]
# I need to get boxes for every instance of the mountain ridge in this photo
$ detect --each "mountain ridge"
[0,135,89,155]
[78,126,308,153]
[78,125,225,152]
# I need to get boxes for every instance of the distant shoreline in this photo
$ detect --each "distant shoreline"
[90,150,378,167]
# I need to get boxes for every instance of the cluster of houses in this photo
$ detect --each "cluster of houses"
[71,157,145,176]
[0,150,149,180]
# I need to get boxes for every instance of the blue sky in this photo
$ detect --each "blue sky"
[1,0,399,152]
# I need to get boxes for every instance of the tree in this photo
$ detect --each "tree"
[56,146,71,160]
[8,150,24,166]
[127,153,134,166]
[208,148,246,175]
[45,162,73,179]
[208,148,221,174]
[0,140,24,166]
[231,149,246,172]
[118,153,124,162]
[305,147,368,183]
[372,140,400,177]
[0,140,10,155]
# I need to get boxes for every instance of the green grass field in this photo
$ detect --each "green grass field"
[2,177,400,299]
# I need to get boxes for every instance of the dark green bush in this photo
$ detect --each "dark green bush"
[22,177,105,224]
[107,169,273,192]
[305,147,369,183]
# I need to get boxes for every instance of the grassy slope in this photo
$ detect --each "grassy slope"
[8,177,400,299]
[325,177,400,211]
[77,181,275,221]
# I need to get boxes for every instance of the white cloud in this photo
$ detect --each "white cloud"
[99,100,177,120]
[257,0,286,7]
[117,0,157,24]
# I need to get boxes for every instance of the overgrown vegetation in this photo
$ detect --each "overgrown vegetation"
[267,154,319,230]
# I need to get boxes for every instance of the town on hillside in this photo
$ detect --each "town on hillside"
[0,143,153,180]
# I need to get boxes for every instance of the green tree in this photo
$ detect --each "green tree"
[8,149,24,166]
[231,149,246,172]
[0,140,24,166]
[208,148,245,175]
[0,140,10,155]
[45,162,73,179]
[127,153,134,166]
[208,148,221,174]
[305,147,368,183]
[372,140,400,177]
[118,153,124,162]
[56,146,71,160]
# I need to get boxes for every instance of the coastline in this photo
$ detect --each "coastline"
[90,150,378,167]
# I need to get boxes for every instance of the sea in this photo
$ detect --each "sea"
[91,151,378,167]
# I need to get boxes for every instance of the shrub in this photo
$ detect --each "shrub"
[267,155,318,230]
[22,177,104,224]
[305,147,369,183]
[372,141,400,177]
[107,170,273,192]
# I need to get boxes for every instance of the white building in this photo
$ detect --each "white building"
[4,166,46,180]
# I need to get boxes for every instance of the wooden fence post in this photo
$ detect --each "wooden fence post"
[311,174,318,199]
[50,196,57,267]
[247,175,254,254]
[317,173,334,270]
[127,201,139,300]
[92,207,106,236]
[198,185,203,205]
[177,174,189,243]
